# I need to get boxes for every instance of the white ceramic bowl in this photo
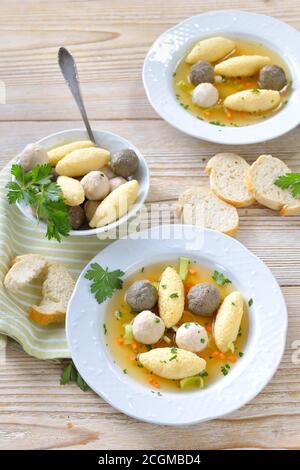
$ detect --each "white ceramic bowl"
[66,224,287,425]
[143,10,300,145]
[16,128,150,237]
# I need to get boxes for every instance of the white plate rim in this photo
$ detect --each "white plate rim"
[143,10,300,145]
[15,128,150,237]
[66,224,287,425]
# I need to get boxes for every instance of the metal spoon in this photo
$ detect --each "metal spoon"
[58,47,95,143]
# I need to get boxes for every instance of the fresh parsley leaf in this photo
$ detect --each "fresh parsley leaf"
[60,361,89,391]
[212,270,232,286]
[84,263,125,304]
[248,298,253,307]
[274,173,300,197]
[6,163,71,241]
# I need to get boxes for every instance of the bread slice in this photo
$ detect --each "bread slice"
[176,187,239,236]
[28,262,75,326]
[4,254,47,292]
[245,154,300,216]
[206,153,255,207]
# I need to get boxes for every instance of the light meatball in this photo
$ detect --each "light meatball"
[132,310,165,344]
[81,170,110,201]
[192,83,219,108]
[125,280,158,312]
[110,149,139,178]
[176,322,208,353]
[187,283,221,316]
[18,143,49,172]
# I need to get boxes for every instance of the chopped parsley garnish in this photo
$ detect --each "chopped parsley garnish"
[161,284,167,289]
[248,298,253,307]
[251,88,260,94]
[123,369,127,374]
[103,323,107,335]
[274,172,300,197]
[170,292,179,299]
[84,263,124,304]
[141,267,145,273]
[6,163,71,241]
[155,318,160,323]
[200,338,205,344]
[114,309,123,320]
[212,270,232,286]
[199,370,208,377]
[239,352,244,357]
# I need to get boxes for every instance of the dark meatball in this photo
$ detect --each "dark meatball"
[189,60,214,86]
[110,149,139,178]
[258,65,286,91]
[187,283,221,316]
[68,205,86,229]
[125,280,158,312]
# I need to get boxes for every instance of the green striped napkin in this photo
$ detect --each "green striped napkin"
[0,162,109,359]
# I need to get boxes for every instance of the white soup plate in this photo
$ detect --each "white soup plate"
[143,10,300,145]
[66,224,287,425]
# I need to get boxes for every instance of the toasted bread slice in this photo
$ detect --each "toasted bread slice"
[176,187,239,236]
[245,154,300,216]
[4,254,47,292]
[29,262,75,326]
[206,153,255,207]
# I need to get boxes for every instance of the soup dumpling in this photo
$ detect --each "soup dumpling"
[158,267,184,328]
[214,291,244,353]
[186,36,235,65]
[139,347,206,379]
[224,89,280,113]
[214,55,270,77]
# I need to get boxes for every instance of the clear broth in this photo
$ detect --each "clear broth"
[105,260,249,392]
[173,37,291,127]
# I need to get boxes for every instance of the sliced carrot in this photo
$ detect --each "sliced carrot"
[149,377,161,388]
[129,355,136,361]
[226,111,232,119]
[117,337,124,345]
[245,82,252,88]
[204,111,212,117]
[188,267,197,275]
[227,354,237,363]
[234,78,242,84]
[131,342,138,351]
[206,325,212,333]
[219,352,226,360]
[212,351,219,358]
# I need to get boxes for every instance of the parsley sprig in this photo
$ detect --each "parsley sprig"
[274,173,300,197]
[85,263,125,304]
[60,360,89,391]
[6,163,71,241]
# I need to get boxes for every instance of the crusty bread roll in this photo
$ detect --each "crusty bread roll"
[206,153,255,207]
[176,187,239,236]
[245,154,300,216]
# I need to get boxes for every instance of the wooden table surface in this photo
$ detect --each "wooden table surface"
[1,0,300,450]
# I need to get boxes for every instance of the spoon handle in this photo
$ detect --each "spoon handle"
[58,47,95,143]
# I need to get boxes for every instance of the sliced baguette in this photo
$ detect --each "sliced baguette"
[245,154,300,216]
[176,187,239,236]
[4,254,47,292]
[206,153,255,207]
[29,262,75,326]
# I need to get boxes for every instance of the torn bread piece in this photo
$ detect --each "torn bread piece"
[245,154,300,216]
[176,187,239,236]
[206,153,255,207]
[28,262,75,326]
[4,254,47,292]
